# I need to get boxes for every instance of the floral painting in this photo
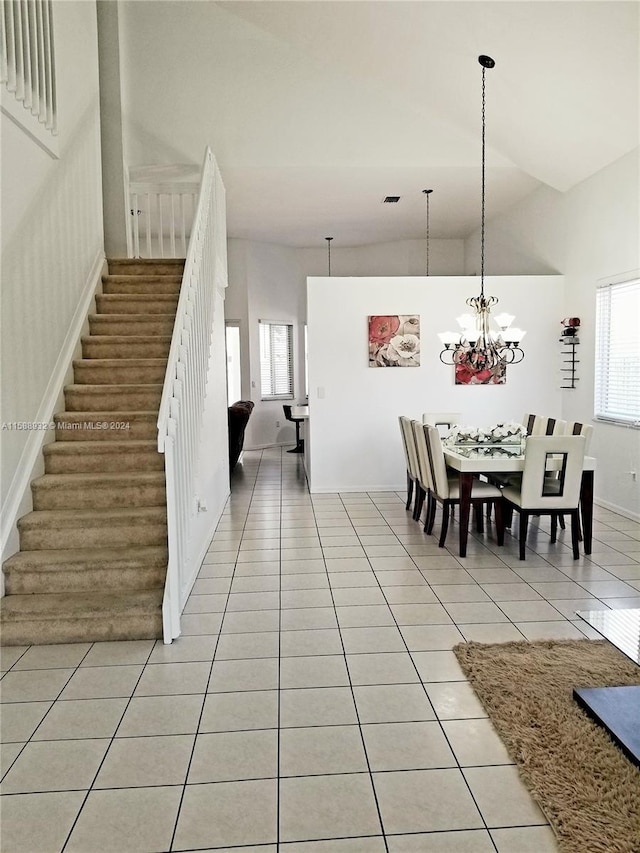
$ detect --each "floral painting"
[369,315,420,368]
[454,351,506,385]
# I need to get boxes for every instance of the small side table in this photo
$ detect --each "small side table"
[574,608,640,768]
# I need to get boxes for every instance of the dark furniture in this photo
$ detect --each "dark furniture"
[283,404,304,453]
[228,400,254,471]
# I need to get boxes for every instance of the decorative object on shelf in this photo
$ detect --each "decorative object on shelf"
[423,188,433,276]
[560,317,580,389]
[369,315,420,367]
[438,55,525,381]
[445,421,527,446]
[325,236,333,275]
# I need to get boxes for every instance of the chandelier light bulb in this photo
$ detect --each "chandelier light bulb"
[494,313,515,329]
[438,331,461,346]
[503,327,525,343]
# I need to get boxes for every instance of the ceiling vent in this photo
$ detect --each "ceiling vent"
[383,196,401,203]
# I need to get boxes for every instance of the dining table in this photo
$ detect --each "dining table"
[443,442,596,558]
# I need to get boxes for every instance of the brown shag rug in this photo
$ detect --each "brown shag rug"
[453,639,640,853]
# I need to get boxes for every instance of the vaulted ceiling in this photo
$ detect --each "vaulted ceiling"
[119,1,639,246]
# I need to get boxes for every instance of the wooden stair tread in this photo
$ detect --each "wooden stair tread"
[0,589,163,619]
[33,471,165,485]
[44,440,159,454]
[4,546,168,570]
[18,506,168,528]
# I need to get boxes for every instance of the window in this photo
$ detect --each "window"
[595,277,640,427]
[225,323,241,407]
[259,321,294,399]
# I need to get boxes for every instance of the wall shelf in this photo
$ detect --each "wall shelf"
[560,337,580,389]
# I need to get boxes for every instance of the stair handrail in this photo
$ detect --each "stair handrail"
[157,146,227,641]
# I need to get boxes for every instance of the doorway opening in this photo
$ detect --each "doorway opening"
[225,323,241,406]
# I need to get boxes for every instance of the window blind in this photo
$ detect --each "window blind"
[259,321,294,399]
[595,278,640,426]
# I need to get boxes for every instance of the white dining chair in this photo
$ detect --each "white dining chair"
[399,416,422,519]
[411,419,435,528]
[557,421,593,537]
[565,420,594,450]
[422,412,462,436]
[498,435,587,560]
[424,424,504,548]
[522,414,567,436]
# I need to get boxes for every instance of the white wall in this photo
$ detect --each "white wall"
[226,237,464,449]
[1,1,104,544]
[307,275,563,492]
[465,150,640,518]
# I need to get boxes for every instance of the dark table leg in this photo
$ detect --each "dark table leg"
[580,470,594,555]
[458,473,474,558]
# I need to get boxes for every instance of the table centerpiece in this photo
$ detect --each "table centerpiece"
[445,421,526,446]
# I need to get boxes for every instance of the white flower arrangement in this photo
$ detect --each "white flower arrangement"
[445,421,526,446]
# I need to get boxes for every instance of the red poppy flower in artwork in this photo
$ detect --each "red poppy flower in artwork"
[369,315,400,345]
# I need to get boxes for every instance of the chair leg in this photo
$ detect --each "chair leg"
[423,494,433,532]
[439,502,450,547]
[414,487,426,522]
[412,485,420,520]
[550,513,558,544]
[558,513,566,530]
[504,505,513,528]
[406,474,414,511]
[494,499,505,546]
[426,497,437,534]
[474,504,484,534]
[571,509,580,559]
[576,513,583,542]
[519,511,529,560]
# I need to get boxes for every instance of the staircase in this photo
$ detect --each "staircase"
[0,258,184,645]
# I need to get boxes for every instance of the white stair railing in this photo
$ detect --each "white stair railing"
[1,0,58,153]
[128,180,199,259]
[158,147,227,642]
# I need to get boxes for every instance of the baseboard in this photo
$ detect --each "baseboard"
[244,441,295,451]
[309,484,406,494]
[0,250,107,564]
[594,498,640,523]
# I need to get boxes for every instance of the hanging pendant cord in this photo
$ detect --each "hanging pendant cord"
[423,189,433,276]
[325,237,333,276]
[480,65,487,298]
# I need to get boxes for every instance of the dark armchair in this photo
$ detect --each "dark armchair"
[228,400,254,471]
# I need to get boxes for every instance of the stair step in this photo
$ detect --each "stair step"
[82,335,172,360]
[102,275,182,295]
[73,358,168,385]
[64,384,163,412]
[89,314,176,336]
[44,440,163,473]
[54,411,158,441]
[32,471,166,510]
[107,258,185,276]
[3,546,168,594]
[0,589,163,645]
[95,293,179,315]
[18,507,167,550]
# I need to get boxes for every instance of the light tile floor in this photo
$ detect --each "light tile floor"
[2,448,640,853]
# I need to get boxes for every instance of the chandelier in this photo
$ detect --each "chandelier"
[438,55,525,370]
